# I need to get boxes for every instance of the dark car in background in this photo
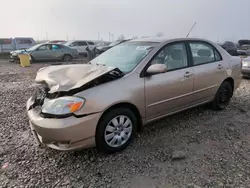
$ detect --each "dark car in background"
[238,40,250,55]
[96,39,130,54]
[219,41,239,56]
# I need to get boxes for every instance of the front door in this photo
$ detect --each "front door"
[78,41,88,54]
[31,44,53,60]
[188,41,229,103]
[145,42,194,122]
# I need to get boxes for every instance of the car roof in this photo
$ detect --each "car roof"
[130,37,213,43]
[37,43,67,47]
[66,40,93,42]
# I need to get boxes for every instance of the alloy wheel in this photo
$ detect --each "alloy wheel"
[104,115,133,148]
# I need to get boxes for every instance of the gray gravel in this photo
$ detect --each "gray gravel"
[1,59,250,188]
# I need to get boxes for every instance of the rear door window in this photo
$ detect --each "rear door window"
[79,41,87,46]
[52,45,62,50]
[189,42,222,66]
[16,39,33,44]
[87,41,94,45]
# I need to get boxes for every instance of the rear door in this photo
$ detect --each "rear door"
[51,44,65,59]
[145,42,194,121]
[188,41,229,103]
[78,41,88,54]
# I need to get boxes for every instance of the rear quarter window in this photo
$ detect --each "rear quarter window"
[0,39,12,44]
[16,39,33,44]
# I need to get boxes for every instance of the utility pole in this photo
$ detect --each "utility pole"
[45,31,48,40]
[186,22,196,38]
[109,32,111,42]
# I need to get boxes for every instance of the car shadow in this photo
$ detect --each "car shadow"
[47,104,212,160]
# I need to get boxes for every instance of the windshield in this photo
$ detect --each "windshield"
[26,44,42,51]
[90,42,158,72]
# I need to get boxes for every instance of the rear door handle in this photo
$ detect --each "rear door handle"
[217,64,223,69]
[184,71,193,77]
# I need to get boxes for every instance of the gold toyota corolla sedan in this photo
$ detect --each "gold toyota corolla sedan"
[27,38,242,153]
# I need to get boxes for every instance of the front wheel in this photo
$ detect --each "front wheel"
[95,108,137,153]
[30,55,35,63]
[212,81,233,110]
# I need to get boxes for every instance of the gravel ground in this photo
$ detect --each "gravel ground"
[1,59,250,188]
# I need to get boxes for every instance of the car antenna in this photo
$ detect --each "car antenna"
[186,22,196,38]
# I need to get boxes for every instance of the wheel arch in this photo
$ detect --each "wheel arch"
[223,77,234,96]
[63,54,73,58]
[96,102,143,134]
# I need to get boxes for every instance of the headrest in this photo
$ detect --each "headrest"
[197,49,212,57]
[170,49,182,60]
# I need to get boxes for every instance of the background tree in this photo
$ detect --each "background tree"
[117,34,125,40]
[156,32,164,37]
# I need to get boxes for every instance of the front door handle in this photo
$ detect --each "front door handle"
[184,71,193,77]
[217,64,223,69]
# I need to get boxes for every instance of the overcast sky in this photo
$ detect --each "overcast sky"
[1,0,250,42]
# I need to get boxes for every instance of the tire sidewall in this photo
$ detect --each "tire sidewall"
[213,81,233,110]
[96,108,137,153]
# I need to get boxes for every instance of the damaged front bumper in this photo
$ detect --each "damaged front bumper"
[26,97,102,151]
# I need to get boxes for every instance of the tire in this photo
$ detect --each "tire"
[212,81,233,110]
[63,54,72,62]
[30,55,35,63]
[96,108,137,153]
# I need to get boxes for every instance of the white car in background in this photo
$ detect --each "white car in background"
[64,40,96,56]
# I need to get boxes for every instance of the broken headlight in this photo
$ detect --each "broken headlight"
[41,96,85,116]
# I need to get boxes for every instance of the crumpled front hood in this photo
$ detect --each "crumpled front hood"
[35,64,116,93]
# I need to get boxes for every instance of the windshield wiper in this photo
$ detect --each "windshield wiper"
[89,61,107,66]
[108,68,124,78]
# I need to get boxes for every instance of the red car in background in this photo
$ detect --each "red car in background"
[47,40,66,44]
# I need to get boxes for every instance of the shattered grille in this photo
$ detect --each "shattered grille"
[30,84,49,109]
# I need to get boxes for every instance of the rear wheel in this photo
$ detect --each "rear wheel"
[96,108,137,153]
[63,54,72,62]
[212,81,233,110]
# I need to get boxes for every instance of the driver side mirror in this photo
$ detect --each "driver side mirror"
[146,64,167,75]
